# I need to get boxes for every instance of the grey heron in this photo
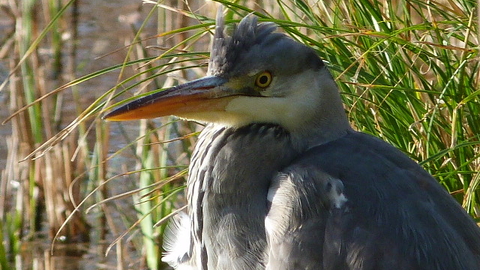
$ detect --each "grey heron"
[105,12,480,270]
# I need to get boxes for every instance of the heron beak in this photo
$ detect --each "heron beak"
[104,76,236,121]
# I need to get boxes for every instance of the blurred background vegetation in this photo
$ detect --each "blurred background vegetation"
[0,0,478,269]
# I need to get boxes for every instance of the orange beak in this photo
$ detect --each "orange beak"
[104,76,238,121]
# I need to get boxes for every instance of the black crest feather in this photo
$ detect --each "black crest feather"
[208,11,277,76]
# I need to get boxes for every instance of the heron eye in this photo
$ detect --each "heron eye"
[255,71,272,88]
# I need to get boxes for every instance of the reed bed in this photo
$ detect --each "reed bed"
[2,0,90,245]
[1,0,478,269]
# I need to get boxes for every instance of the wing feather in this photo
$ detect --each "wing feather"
[265,131,480,270]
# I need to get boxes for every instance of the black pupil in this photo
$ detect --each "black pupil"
[259,75,269,85]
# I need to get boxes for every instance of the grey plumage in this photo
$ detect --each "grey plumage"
[106,11,480,270]
[266,131,480,269]
[208,13,323,77]
[164,127,480,270]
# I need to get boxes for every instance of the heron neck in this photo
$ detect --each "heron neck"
[188,123,299,269]
[267,67,353,150]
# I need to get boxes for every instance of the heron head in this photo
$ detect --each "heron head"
[104,12,349,136]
